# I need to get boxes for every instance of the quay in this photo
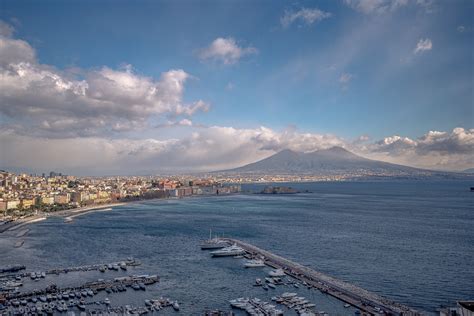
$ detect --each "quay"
[0,258,141,281]
[0,274,159,302]
[218,238,421,316]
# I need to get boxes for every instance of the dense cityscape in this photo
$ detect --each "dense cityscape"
[0,170,241,220]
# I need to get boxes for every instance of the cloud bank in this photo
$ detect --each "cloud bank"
[1,126,472,175]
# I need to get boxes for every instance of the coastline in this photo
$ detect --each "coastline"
[0,202,127,233]
[52,202,127,218]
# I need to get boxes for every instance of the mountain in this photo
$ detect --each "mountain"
[462,168,474,173]
[220,147,434,177]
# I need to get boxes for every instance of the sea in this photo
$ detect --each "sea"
[1,180,473,315]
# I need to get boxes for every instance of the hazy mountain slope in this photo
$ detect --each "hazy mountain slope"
[222,147,426,175]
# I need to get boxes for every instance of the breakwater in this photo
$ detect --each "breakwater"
[219,238,421,316]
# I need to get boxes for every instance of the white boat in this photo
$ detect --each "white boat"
[210,244,245,257]
[281,292,297,298]
[172,301,180,311]
[200,229,228,249]
[244,259,265,268]
[268,268,286,277]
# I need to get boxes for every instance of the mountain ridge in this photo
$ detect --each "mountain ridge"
[218,146,430,176]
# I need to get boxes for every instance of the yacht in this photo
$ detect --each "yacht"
[244,259,265,268]
[210,244,245,257]
[268,268,286,277]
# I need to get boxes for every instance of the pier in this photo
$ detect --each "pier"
[219,238,421,316]
[0,274,159,302]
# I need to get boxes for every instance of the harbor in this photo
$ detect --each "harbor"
[212,238,421,316]
[0,258,142,284]
[0,275,161,315]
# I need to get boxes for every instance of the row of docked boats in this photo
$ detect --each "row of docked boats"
[29,271,46,280]
[230,297,284,316]
[144,297,180,311]
[271,292,319,316]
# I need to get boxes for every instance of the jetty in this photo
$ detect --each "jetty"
[218,238,421,316]
[0,274,159,302]
[0,258,141,282]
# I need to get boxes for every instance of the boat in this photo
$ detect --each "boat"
[210,244,245,257]
[268,268,286,277]
[345,304,351,308]
[200,230,229,250]
[244,259,265,268]
[281,292,297,298]
[173,301,180,311]
[5,280,22,288]
[104,298,110,305]
[268,283,276,289]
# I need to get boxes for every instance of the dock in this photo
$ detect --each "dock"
[218,238,421,316]
[0,274,159,302]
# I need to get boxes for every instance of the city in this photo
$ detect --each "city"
[0,0,473,315]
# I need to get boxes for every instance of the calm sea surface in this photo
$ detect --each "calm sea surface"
[1,180,473,315]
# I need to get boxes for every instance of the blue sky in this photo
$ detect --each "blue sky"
[0,0,473,174]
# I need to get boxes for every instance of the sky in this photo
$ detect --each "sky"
[0,0,473,175]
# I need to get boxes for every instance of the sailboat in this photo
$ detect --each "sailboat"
[200,229,228,250]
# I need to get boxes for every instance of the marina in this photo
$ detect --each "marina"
[0,275,160,315]
[215,238,421,316]
[0,259,141,288]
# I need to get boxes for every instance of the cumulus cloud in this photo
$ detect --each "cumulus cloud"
[0,21,209,137]
[414,38,432,54]
[369,128,474,155]
[359,128,474,170]
[280,7,331,28]
[199,37,258,65]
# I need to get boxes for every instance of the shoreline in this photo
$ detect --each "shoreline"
[52,202,127,218]
[0,202,127,233]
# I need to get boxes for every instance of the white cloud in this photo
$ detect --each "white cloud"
[414,38,432,54]
[0,20,209,137]
[280,8,331,28]
[199,37,258,65]
[343,0,409,14]
[359,128,474,170]
[2,124,472,174]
